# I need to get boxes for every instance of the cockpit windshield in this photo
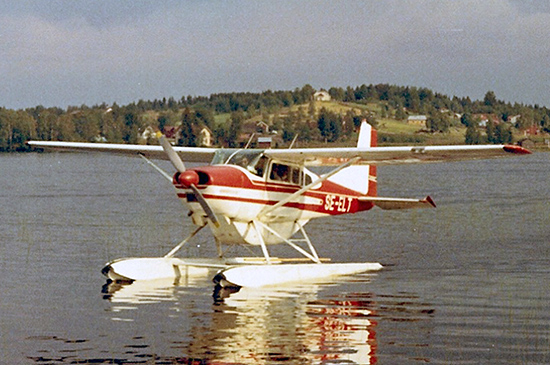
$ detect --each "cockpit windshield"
[211,149,311,185]
[211,149,267,177]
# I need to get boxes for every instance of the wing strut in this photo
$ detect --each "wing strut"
[253,220,272,264]
[138,154,173,182]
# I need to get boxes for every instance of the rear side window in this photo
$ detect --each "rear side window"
[269,163,302,185]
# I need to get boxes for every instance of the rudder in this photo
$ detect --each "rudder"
[328,121,377,196]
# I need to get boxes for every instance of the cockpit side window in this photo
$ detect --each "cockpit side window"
[269,162,303,185]
[251,155,268,177]
[291,167,300,184]
[270,163,290,182]
[304,172,313,185]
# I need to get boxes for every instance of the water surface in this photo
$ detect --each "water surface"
[1,152,549,364]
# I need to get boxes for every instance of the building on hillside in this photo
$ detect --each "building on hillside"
[523,125,540,136]
[407,115,427,127]
[162,126,180,141]
[518,138,535,149]
[257,136,273,148]
[507,115,521,125]
[256,121,270,133]
[160,125,212,146]
[473,114,500,127]
[139,126,158,144]
[313,90,331,102]
[237,132,283,148]
[195,125,213,147]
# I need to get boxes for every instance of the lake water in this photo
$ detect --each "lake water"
[1,151,549,364]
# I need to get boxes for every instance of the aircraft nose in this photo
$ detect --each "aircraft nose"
[175,170,200,187]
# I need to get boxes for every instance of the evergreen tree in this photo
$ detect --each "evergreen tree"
[73,110,100,141]
[328,117,342,142]
[157,114,169,132]
[495,123,513,144]
[317,108,329,140]
[342,110,355,138]
[101,107,121,142]
[308,100,316,119]
[426,113,450,133]
[295,120,312,142]
[9,110,36,151]
[541,114,550,133]
[317,108,342,142]
[486,119,496,143]
[465,125,483,144]
[395,105,407,120]
[298,84,315,104]
[460,112,475,127]
[178,108,196,146]
[328,87,345,101]
[0,108,12,151]
[195,107,215,130]
[483,91,497,107]
[282,115,296,142]
[122,111,140,143]
[227,111,244,147]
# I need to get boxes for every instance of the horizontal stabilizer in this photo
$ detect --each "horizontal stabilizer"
[359,195,436,210]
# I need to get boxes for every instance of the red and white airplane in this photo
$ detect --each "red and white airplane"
[28,121,531,287]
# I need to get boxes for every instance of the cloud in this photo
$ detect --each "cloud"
[1,0,549,108]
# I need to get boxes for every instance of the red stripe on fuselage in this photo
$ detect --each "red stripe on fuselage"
[180,191,374,215]
[183,192,327,212]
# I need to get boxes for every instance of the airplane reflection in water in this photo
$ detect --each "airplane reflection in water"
[102,275,380,364]
[102,266,215,304]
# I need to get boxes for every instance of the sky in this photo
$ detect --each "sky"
[1,0,550,110]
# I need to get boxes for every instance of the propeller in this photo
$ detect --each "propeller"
[160,136,220,227]
[160,136,186,173]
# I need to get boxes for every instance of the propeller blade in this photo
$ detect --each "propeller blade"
[160,136,186,173]
[190,184,220,227]
[159,136,219,227]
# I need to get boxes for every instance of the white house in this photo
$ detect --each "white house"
[196,126,213,147]
[407,115,427,126]
[313,90,331,102]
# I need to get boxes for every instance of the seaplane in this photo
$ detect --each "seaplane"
[28,121,531,287]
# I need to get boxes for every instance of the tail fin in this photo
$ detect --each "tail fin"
[328,121,377,196]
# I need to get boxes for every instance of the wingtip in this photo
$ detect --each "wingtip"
[424,195,436,208]
[503,145,532,155]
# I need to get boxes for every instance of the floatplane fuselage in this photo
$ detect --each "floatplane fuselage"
[177,152,377,246]
[28,121,529,287]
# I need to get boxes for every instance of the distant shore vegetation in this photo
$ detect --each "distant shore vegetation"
[2,84,550,152]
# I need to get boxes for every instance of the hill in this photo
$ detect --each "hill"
[2,84,549,151]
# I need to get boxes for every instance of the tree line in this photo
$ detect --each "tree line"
[1,84,549,151]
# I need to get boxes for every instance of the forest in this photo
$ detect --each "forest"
[1,83,549,152]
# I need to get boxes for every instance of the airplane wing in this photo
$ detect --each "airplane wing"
[264,144,531,166]
[27,141,217,163]
[28,140,531,166]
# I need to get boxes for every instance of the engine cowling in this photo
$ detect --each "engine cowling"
[174,170,199,187]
